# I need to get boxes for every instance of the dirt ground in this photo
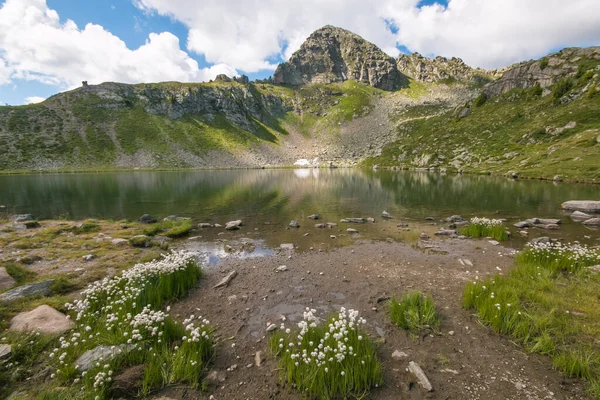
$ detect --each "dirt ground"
[154,237,591,400]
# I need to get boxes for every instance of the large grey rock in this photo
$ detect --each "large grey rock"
[562,201,600,213]
[10,214,35,223]
[530,237,551,245]
[583,218,600,226]
[445,215,466,223]
[76,344,131,371]
[514,221,532,228]
[137,214,157,224]
[0,267,16,291]
[10,305,74,334]
[273,25,407,91]
[0,280,54,302]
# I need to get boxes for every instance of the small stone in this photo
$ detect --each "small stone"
[199,223,213,228]
[289,220,300,228]
[448,330,455,336]
[391,350,408,360]
[266,324,278,332]
[280,244,294,250]
[225,220,243,230]
[255,351,265,367]
[0,344,11,359]
[488,240,500,246]
[382,211,393,219]
[408,361,433,392]
[307,214,320,220]
[315,223,326,228]
[276,265,288,272]
[330,235,336,239]
[111,238,129,246]
[583,218,600,226]
[419,233,430,240]
[213,271,237,288]
[82,254,95,262]
[0,267,16,291]
[347,228,358,234]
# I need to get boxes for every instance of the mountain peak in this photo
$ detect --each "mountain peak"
[273,26,407,91]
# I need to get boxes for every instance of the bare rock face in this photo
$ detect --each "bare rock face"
[484,46,600,97]
[10,305,74,334]
[274,25,407,91]
[396,52,484,84]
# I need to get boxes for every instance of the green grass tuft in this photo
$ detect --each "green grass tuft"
[460,218,508,241]
[390,291,441,333]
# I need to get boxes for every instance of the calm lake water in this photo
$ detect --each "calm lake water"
[0,169,598,248]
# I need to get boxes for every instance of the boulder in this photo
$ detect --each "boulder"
[561,201,600,213]
[111,365,144,397]
[570,211,593,220]
[10,305,74,334]
[583,218,600,226]
[137,214,156,224]
[10,214,35,223]
[111,238,129,246]
[129,235,150,247]
[76,344,131,371]
[289,220,300,228]
[537,218,561,225]
[458,107,470,118]
[534,223,560,230]
[0,280,54,302]
[0,267,16,291]
[445,215,466,223]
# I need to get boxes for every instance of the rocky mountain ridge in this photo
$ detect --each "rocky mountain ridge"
[273,25,407,91]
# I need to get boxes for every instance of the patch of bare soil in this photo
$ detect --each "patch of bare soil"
[158,238,591,399]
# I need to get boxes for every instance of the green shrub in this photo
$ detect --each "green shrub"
[540,58,549,69]
[473,92,487,107]
[552,78,573,102]
[390,291,441,332]
[270,307,382,399]
[588,85,597,99]
[71,220,99,234]
[529,83,543,98]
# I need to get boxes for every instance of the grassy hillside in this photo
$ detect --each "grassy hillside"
[0,81,384,171]
[366,68,600,182]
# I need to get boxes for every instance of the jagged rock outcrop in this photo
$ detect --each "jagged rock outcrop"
[396,52,487,84]
[274,25,407,91]
[484,46,600,97]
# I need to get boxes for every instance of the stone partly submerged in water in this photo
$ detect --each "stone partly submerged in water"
[570,211,593,220]
[561,201,600,213]
[583,218,600,226]
[226,220,243,230]
[10,305,74,334]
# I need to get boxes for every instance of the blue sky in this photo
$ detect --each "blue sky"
[0,0,598,106]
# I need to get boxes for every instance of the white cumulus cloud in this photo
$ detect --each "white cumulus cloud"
[135,0,600,71]
[0,0,238,89]
[24,96,46,104]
